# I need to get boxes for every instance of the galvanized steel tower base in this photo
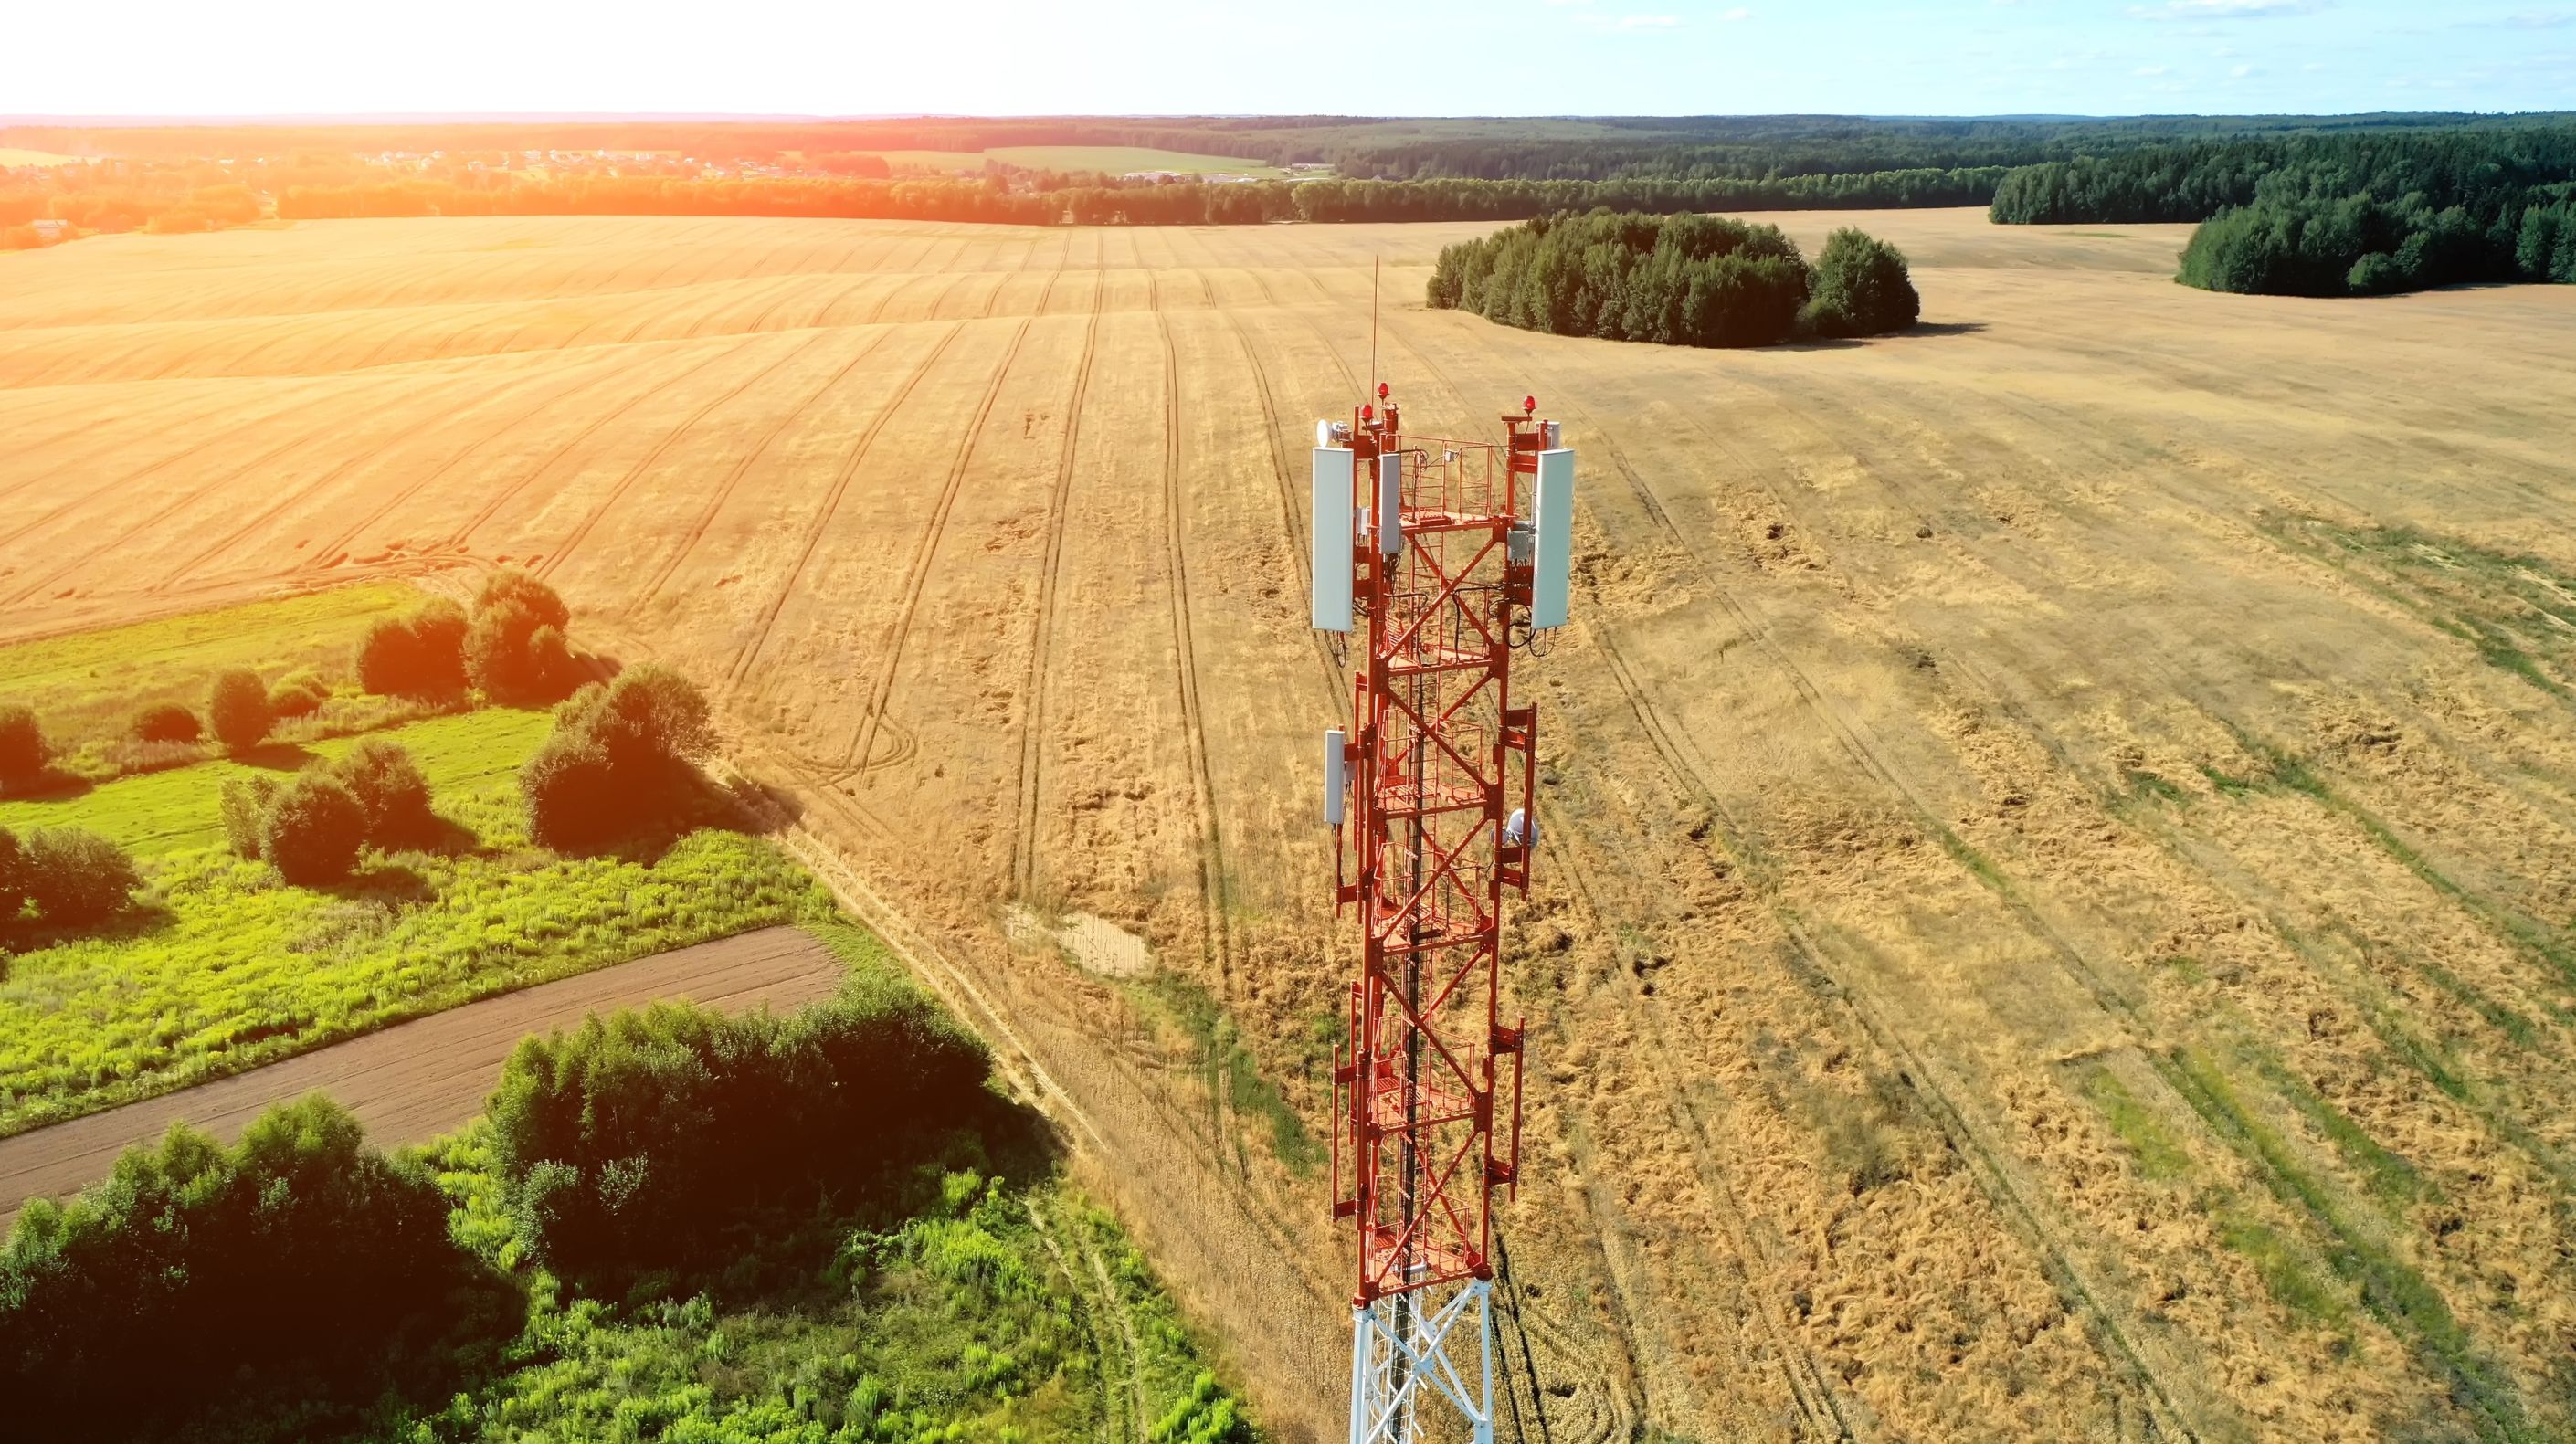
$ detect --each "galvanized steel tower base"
[1349,1284,1498,1444]
[1314,386,1572,1444]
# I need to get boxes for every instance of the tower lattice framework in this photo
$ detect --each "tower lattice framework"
[1324,392,1562,1444]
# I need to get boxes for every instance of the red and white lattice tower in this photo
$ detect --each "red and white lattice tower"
[1314,385,1573,1444]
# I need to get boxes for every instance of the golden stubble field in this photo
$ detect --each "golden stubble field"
[7,208,2576,1443]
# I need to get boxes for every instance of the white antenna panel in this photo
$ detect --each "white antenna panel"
[1378,455,1404,558]
[1323,727,1346,826]
[1312,446,1355,632]
[1531,448,1575,630]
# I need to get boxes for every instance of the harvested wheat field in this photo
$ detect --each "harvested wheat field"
[6,208,2576,1442]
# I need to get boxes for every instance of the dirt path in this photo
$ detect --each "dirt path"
[0,926,843,1228]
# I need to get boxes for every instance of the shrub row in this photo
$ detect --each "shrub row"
[490,975,992,1280]
[0,1095,503,1439]
[220,737,437,884]
[1427,210,1917,348]
[360,570,577,704]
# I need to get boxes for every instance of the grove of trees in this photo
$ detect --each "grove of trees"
[1989,124,2576,297]
[1429,211,1919,348]
[521,663,717,849]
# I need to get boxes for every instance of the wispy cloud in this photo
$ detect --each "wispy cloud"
[2135,63,2172,74]
[2130,0,2323,18]
[1718,5,1752,19]
[1613,13,1683,27]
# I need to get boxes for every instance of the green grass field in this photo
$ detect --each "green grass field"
[0,707,833,1136]
[870,145,1283,176]
[0,582,427,780]
[0,707,550,855]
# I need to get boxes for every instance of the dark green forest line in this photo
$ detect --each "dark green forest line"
[1989,125,2576,296]
[16,111,2571,180]
[263,167,2006,229]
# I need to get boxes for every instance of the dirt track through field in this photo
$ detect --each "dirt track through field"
[0,927,842,1228]
[8,210,2576,1442]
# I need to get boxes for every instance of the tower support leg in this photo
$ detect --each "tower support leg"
[1349,1281,1495,1444]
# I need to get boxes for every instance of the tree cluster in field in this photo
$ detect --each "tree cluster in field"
[1987,125,2576,296]
[0,824,142,937]
[360,569,578,705]
[491,975,991,1281]
[519,663,719,851]
[219,736,438,885]
[0,980,997,1440]
[1428,211,1918,349]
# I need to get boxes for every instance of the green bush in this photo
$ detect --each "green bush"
[0,702,48,792]
[131,701,201,743]
[1802,227,1920,337]
[488,978,991,1278]
[208,668,276,753]
[0,1095,496,1439]
[219,774,282,859]
[331,736,436,846]
[0,827,24,923]
[523,664,717,850]
[16,827,142,926]
[259,770,368,884]
[269,669,332,719]
[357,599,470,698]
[478,568,570,631]
[465,599,576,703]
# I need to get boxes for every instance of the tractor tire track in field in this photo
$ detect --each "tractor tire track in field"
[533,332,833,583]
[1387,318,2204,1438]
[1582,619,2206,1441]
[718,323,966,704]
[1214,303,1344,708]
[3,385,397,605]
[1154,306,1231,989]
[149,361,596,593]
[843,316,1035,776]
[1380,327,1873,1439]
[1545,817,1869,1443]
[1024,1196,1133,1444]
[0,381,340,543]
[1009,278,1105,898]
[293,346,692,574]
[623,330,892,615]
[443,342,753,553]
[0,388,261,511]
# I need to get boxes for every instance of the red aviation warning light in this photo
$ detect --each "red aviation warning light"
[1313,385,1574,1444]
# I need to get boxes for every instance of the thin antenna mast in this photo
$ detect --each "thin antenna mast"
[1369,257,1380,397]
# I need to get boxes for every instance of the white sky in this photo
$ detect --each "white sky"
[6,1,2571,119]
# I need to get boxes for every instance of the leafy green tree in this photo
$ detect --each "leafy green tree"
[330,736,436,846]
[207,669,275,754]
[219,775,281,859]
[0,1096,484,1439]
[357,599,470,698]
[523,664,717,849]
[131,701,201,743]
[259,769,368,884]
[0,703,48,792]
[1803,227,1921,337]
[18,827,142,925]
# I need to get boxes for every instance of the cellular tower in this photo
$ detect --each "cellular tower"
[1314,384,1573,1444]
